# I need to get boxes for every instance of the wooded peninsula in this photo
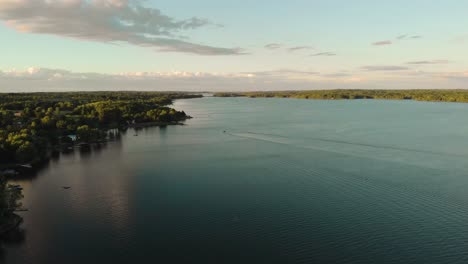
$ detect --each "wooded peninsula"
[0,92,201,169]
[0,92,201,241]
[215,90,468,102]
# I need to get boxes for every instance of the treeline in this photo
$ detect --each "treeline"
[0,92,201,165]
[214,90,468,102]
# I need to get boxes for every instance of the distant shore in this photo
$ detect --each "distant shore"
[126,119,189,128]
[214,90,468,103]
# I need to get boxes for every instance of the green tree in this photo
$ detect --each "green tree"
[0,176,23,221]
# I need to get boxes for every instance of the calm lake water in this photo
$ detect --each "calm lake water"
[4,97,468,263]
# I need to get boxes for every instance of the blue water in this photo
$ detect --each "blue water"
[5,97,468,263]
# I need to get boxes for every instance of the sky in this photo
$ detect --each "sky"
[0,0,467,92]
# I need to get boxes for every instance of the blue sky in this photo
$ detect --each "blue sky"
[0,0,467,91]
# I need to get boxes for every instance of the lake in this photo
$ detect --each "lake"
[4,97,468,263]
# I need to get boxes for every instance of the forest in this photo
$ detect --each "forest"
[0,92,201,167]
[214,90,468,102]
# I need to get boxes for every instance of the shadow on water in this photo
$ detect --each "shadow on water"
[7,160,52,181]
[159,125,168,140]
[7,135,122,182]
[92,143,105,154]
[0,227,26,262]
[50,150,60,161]
[78,144,92,159]
[2,132,124,262]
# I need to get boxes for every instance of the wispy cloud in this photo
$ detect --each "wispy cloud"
[0,0,242,55]
[288,46,314,52]
[398,35,423,40]
[434,71,468,80]
[264,43,283,50]
[374,34,422,46]
[397,35,407,40]
[372,40,393,46]
[453,34,468,43]
[406,60,450,65]
[311,52,336,56]
[245,69,320,77]
[362,66,410,71]
[322,72,351,78]
[0,67,256,81]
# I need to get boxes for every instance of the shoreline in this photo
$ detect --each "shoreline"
[1,119,191,178]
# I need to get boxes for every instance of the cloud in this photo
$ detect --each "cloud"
[453,34,468,43]
[311,52,336,56]
[244,69,320,78]
[265,44,315,52]
[362,66,410,71]
[372,40,392,46]
[322,72,351,78]
[435,71,468,80]
[3,67,468,92]
[0,0,242,55]
[397,35,422,40]
[0,67,256,81]
[0,67,364,92]
[406,60,450,65]
[288,46,314,52]
[374,35,422,46]
[264,43,283,50]
[397,35,407,40]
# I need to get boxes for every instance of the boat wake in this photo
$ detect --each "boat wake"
[226,131,466,158]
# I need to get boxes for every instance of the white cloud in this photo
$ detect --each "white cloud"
[1,67,468,92]
[0,0,242,55]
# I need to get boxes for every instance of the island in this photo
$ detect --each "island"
[214,90,468,103]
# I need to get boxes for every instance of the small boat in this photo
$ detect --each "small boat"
[63,186,71,190]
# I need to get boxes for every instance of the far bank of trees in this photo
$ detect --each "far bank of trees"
[215,90,468,103]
